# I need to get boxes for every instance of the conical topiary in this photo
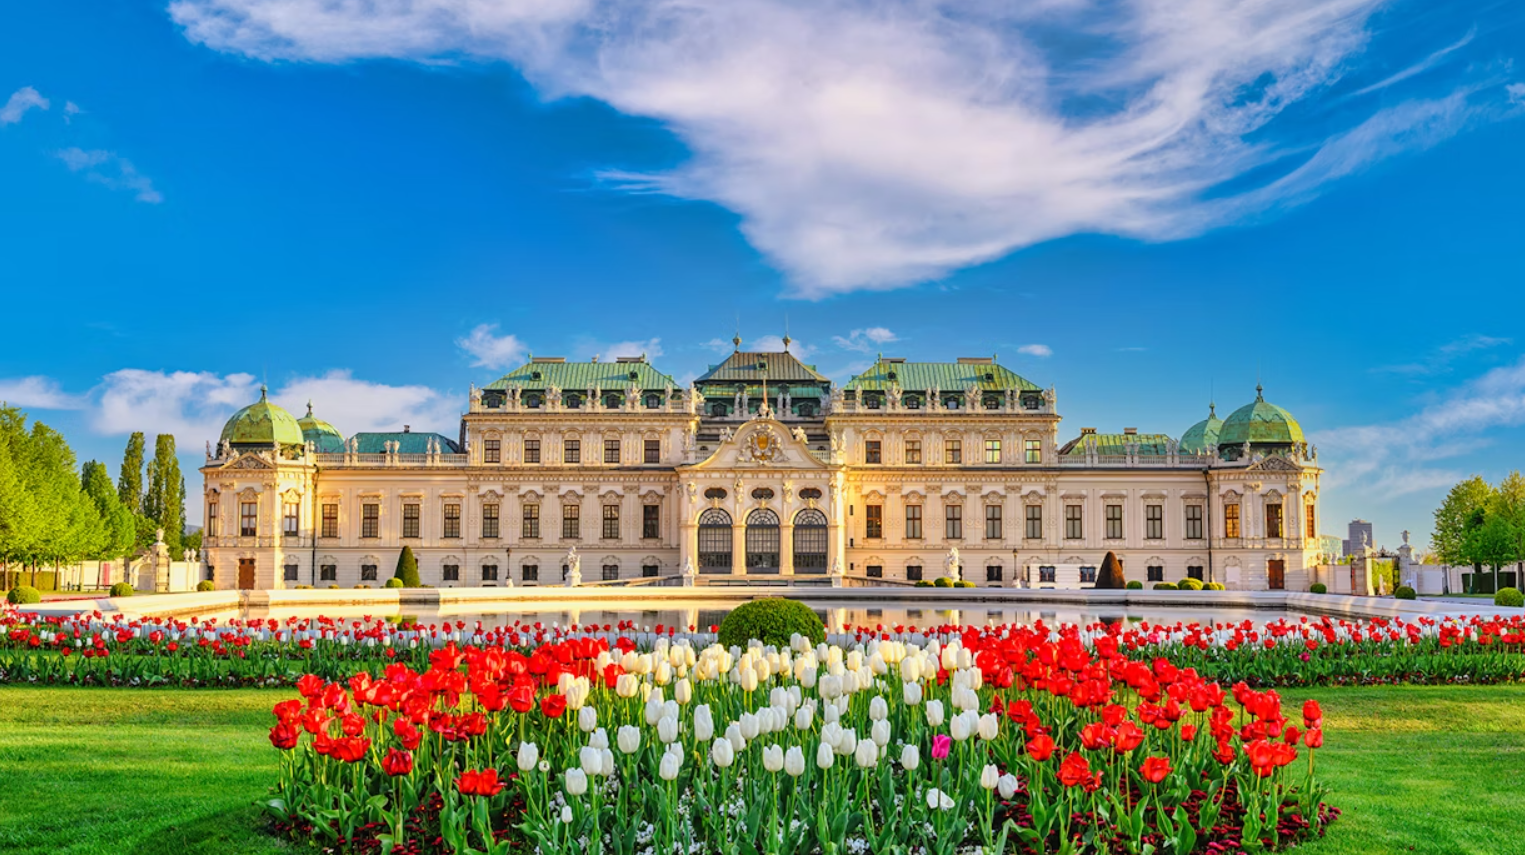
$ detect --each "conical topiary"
[1095,551,1127,589]
[395,545,421,588]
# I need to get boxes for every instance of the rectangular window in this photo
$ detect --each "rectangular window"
[482,504,500,539]
[1025,505,1042,539]
[1146,504,1164,540]
[1079,566,1097,584]
[866,565,883,578]
[207,501,219,537]
[361,564,377,581]
[945,439,962,464]
[1105,504,1123,539]
[402,503,421,539]
[484,438,501,463]
[865,504,883,539]
[1225,503,1241,538]
[321,503,338,538]
[643,505,660,539]
[320,564,336,581]
[1266,502,1284,538]
[481,564,498,582]
[985,504,1002,540]
[1185,505,1204,540]
[1147,565,1164,582]
[905,505,923,539]
[644,439,660,464]
[602,564,619,581]
[642,564,659,578]
[443,564,460,582]
[443,503,461,539]
[522,564,539,583]
[604,439,620,464]
[562,504,580,539]
[986,565,1003,582]
[523,504,540,539]
[865,440,881,464]
[283,563,298,582]
[564,439,581,464]
[1025,439,1041,464]
[240,501,257,537]
[945,504,963,539]
[1306,503,1317,539]
[906,565,923,581]
[984,439,1002,464]
[1065,504,1083,540]
[1039,565,1056,583]
[905,440,922,464]
[524,439,541,464]
[1187,565,1204,581]
[603,504,620,539]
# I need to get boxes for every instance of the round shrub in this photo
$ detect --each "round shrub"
[1309,583,1327,594]
[1152,582,1177,590]
[327,585,340,590]
[1125,580,1143,590]
[385,577,405,588]
[914,580,932,588]
[1205,582,1226,591]
[955,580,975,588]
[1495,587,1524,608]
[1394,585,1417,600]
[718,598,826,648]
[933,577,953,588]
[1178,577,1204,591]
[295,585,313,590]
[108,582,134,598]
[196,580,215,592]
[6,586,41,605]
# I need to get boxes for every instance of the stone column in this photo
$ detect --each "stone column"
[732,521,747,575]
[780,519,795,576]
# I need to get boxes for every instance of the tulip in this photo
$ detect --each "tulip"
[725,722,746,752]
[560,805,574,824]
[899,743,921,771]
[871,719,891,748]
[836,727,858,756]
[816,741,835,770]
[950,711,973,742]
[763,744,785,773]
[658,715,680,744]
[516,741,540,772]
[926,699,945,727]
[694,704,714,742]
[740,712,760,740]
[600,747,616,776]
[566,767,589,796]
[618,725,641,754]
[978,713,999,741]
[578,706,598,733]
[590,727,610,750]
[659,748,683,781]
[1027,733,1055,761]
[869,696,889,721]
[676,678,693,705]
[903,681,923,706]
[784,745,806,777]
[932,734,952,760]
[381,748,413,777]
[997,773,1019,800]
[580,746,602,776]
[901,657,922,683]
[980,764,999,790]
[854,739,879,769]
[1141,755,1172,783]
[926,788,955,810]
[711,736,735,768]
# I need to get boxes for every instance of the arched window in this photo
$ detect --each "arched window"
[698,509,732,572]
[746,509,781,572]
[793,509,828,574]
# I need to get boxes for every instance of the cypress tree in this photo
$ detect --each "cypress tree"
[144,434,184,555]
[1095,550,1127,589]
[395,545,421,588]
[118,432,145,514]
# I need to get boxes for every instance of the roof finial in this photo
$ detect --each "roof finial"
[259,384,268,402]
[1209,401,1216,418]
[1256,383,1264,401]
[732,333,742,351]
[306,400,313,417]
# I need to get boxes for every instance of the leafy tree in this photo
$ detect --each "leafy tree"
[1489,470,1525,579]
[182,529,203,555]
[1094,551,1126,589]
[1468,513,1516,594]
[81,460,136,562]
[0,407,38,588]
[1434,476,1494,581]
[14,421,101,587]
[142,434,184,555]
[117,432,145,514]
[394,545,421,588]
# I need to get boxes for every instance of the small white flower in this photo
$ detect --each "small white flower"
[998,773,1019,800]
[561,805,574,824]
[925,787,955,810]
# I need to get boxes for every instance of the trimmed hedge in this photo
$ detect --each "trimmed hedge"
[1178,577,1204,591]
[1309,583,1327,594]
[955,580,975,588]
[1125,580,1143,590]
[1205,582,1226,591]
[385,577,405,588]
[914,580,931,588]
[6,586,41,605]
[108,582,134,598]
[1394,585,1417,600]
[196,580,215,592]
[933,577,953,588]
[1495,587,1524,608]
[1152,582,1177,590]
[1095,551,1126,589]
[718,598,826,648]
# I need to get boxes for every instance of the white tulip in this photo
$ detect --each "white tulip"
[980,764,999,790]
[617,725,641,754]
[871,719,891,748]
[900,657,922,683]
[566,767,589,796]
[579,746,602,776]
[516,741,540,772]
[590,727,610,750]
[926,787,955,810]
[900,744,920,771]
[600,748,616,776]
[950,712,972,742]
[578,706,598,733]
[560,805,574,824]
[740,712,760,740]
[645,696,665,726]
[694,704,714,742]
[869,696,889,721]
[821,721,842,750]
[816,741,834,770]
[676,678,693,705]
[711,737,735,768]
[978,713,999,741]
[998,774,1019,800]
[835,727,858,756]
[926,699,945,728]
[823,703,841,725]
[794,704,814,731]
[658,715,680,744]
[654,660,673,685]
[854,739,879,769]
[784,745,806,777]
[819,674,841,700]
[763,744,785,773]
[659,748,682,781]
[739,667,759,693]
[616,673,640,698]
[725,722,746,752]
[903,681,923,707]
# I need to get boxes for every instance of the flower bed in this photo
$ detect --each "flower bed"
[263,626,1337,855]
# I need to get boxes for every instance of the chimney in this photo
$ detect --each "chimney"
[403,425,411,433]
[1123,427,1138,435]
[1080,427,1097,436]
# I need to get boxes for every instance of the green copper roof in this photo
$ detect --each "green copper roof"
[352,432,461,454]
[484,359,679,391]
[844,358,1040,393]
[1217,386,1304,449]
[220,387,304,447]
[695,350,829,384]
[297,402,345,453]
[1059,432,1175,456]
[1179,404,1223,454]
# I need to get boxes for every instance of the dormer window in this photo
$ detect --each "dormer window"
[886,370,897,381]
[526,394,542,409]
[531,371,542,380]
[628,370,639,381]
[644,394,661,408]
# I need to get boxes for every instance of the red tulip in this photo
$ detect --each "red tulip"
[1302,699,1323,729]
[296,674,325,698]
[507,684,535,714]
[1058,752,1097,789]
[1140,755,1171,783]
[1304,728,1324,749]
[457,768,505,797]
[268,722,300,750]
[381,748,413,777]
[331,736,371,763]
[1180,724,1198,742]
[1027,733,1055,762]
[1113,722,1145,753]
[540,693,568,719]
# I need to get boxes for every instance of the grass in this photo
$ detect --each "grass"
[0,685,1521,854]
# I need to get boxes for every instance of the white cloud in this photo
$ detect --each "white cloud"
[169,0,1511,295]
[0,86,48,125]
[579,337,664,361]
[457,323,528,370]
[1372,333,1511,376]
[1017,344,1053,358]
[1508,83,1525,106]
[0,376,87,410]
[751,334,814,359]
[94,369,260,441]
[273,370,458,435]
[832,327,898,353]
[55,147,163,203]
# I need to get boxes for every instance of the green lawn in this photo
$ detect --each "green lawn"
[0,685,1521,854]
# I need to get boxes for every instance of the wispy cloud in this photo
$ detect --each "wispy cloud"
[272,370,458,435]
[55,148,163,203]
[93,369,260,440]
[170,0,1519,296]
[457,323,528,371]
[0,376,87,410]
[832,327,898,353]
[1511,83,1525,105]
[576,337,665,362]
[1346,28,1474,99]
[1017,344,1053,358]
[0,86,48,125]
[1373,333,1511,376]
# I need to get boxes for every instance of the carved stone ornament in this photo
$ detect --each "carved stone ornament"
[228,454,275,470]
[745,424,784,464]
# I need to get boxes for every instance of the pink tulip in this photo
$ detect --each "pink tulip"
[931,734,952,760]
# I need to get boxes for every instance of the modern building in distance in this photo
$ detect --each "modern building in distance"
[199,341,1325,591]
[1342,519,1374,557]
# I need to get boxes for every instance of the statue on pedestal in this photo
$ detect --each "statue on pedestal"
[564,545,582,587]
[829,558,844,588]
[681,557,696,587]
[944,546,962,583]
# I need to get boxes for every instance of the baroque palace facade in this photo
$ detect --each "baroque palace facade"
[200,342,1324,591]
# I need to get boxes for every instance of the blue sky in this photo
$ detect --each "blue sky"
[2,0,1523,550]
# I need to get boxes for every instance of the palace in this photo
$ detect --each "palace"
[199,341,1323,591]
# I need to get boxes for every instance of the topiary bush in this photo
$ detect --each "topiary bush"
[955,580,975,588]
[1095,551,1126,589]
[718,598,826,648]
[933,577,953,588]
[1178,577,1204,591]
[395,545,421,588]
[1495,587,1524,608]
[1394,585,1416,600]
[385,577,405,588]
[1125,580,1143,590]
[914,580,931,588]
[1309,583,1327,594]
[6,586,41,605]
[108,582,134,597]
[196,580,215,592]
[1153,582,1177,590]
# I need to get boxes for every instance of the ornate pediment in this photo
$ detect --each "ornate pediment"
[1245,456,1301,472]
[223,453,275,471]
[684,418,829,471]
